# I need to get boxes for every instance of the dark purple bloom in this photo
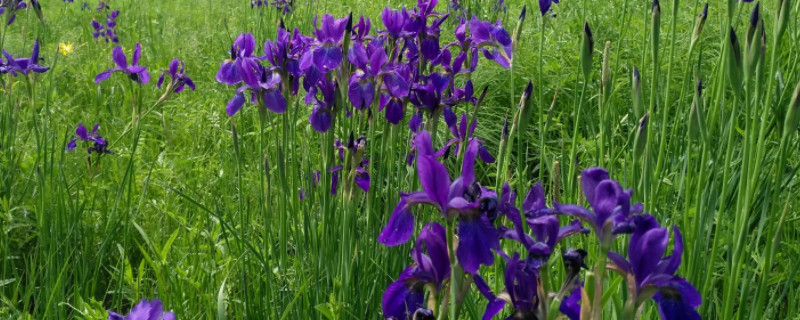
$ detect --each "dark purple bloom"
[108,298,175,320]
[468,16,512,68]
[157,58,195,93]
[560,285,582,320]
[2,39,49,75]
[306,78,336,131]
[382,223,449,319]
[380,7,414,39]
[0,0,26,25]
[439,108,494,163]
[607,215,701,320]
[329,136,370,194]
[554,167,643,246]
[299,14,349,72]
[95,43,150,84]
[216,33,260,86]
[538,0,559,16]
[67,123,113,155]
[378,130,499,274]
[225,64,286,116]
[96,1,108,11]
[474,253,539,319]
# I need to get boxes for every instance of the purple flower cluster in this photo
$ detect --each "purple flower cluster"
[66,123,113,155]
[217,0,513,135]
[0,0,27,25]
[92,9,120,43]
[157,59,196,93]
[379,157,701,319]
[1,40,50,76]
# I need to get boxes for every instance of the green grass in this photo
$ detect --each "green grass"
[1,0,800,319]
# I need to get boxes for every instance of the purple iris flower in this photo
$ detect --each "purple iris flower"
[439,110,494,164]
[351,16,371,42]
[378,130,499,274]
[380,7,414,39]
[2,39,50,75]
[410,73,449,112]
[306,77,336,132]
[468,16,512,68]
[66,123,113,155]
[554,167,643,246]
[560,284,582,320]
[157,58,195,93]
[97,1,108,11]
[270,0,292,14]
[475,253,540,319]
[107,298,175,320]
[0,0,26,25]
[538,0,559,16]
[607,214,701,320]
[382,222,450,319]
[498,183,589,269]
[216,33,260,87]
[95,43,150,84]
[225,64,286,116]
[299,14,349,72]
[90,10,119,43]
[329,135,370,194]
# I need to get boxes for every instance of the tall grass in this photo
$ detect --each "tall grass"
[1,0,799,319]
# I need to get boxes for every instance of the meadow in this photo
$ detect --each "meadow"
[1,0,799,319]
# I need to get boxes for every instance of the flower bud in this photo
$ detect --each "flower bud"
[512,5,527,55]
[690,3,709,50]
[632,67,643,119]
[783,81,800,137]
[727,27,744,98]
[745,2,763,79]
[688,80,707,142]
[580,22,594,81]
[634,113,649,159]
[651,0,661,63]
[601,41,612,102]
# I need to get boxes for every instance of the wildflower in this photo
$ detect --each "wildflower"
[91,10,119,43]
[66,123,113,155]
[95,43,150,84]
[225,63,286,117]
[378,130,499,274]
[299,14,350,72]
[96,1,108,11]
[157,58,195,93]
[554,167,643,247]
[468,16,512,67]
[2,40,50,76]
[329,135,370,194]
[107,298,175,320]
[382,222,450,319]
[538,0,559,16]
[607,214,701,320]
[216,33,260,86]
[58,41,74,55]
[475,253,540,319]
[0,0,27,25]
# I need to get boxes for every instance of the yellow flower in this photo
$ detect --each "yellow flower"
[58,42,74,55]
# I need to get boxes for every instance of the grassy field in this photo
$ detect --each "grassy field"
[1,0,800,319]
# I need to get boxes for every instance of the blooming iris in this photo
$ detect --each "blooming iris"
[0,0,26,25]
[1,39,50,75]
[382,222,450,319]
[538,0,559,16]
[468,16,512,68]
[378,130,499,274]
[300,14,349,72]
[157,59,196,93]
[554,167,643,246]
[66,123,113,154]
[607,214,701,320]
[108,298,175,320]
[95,43,151,84]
